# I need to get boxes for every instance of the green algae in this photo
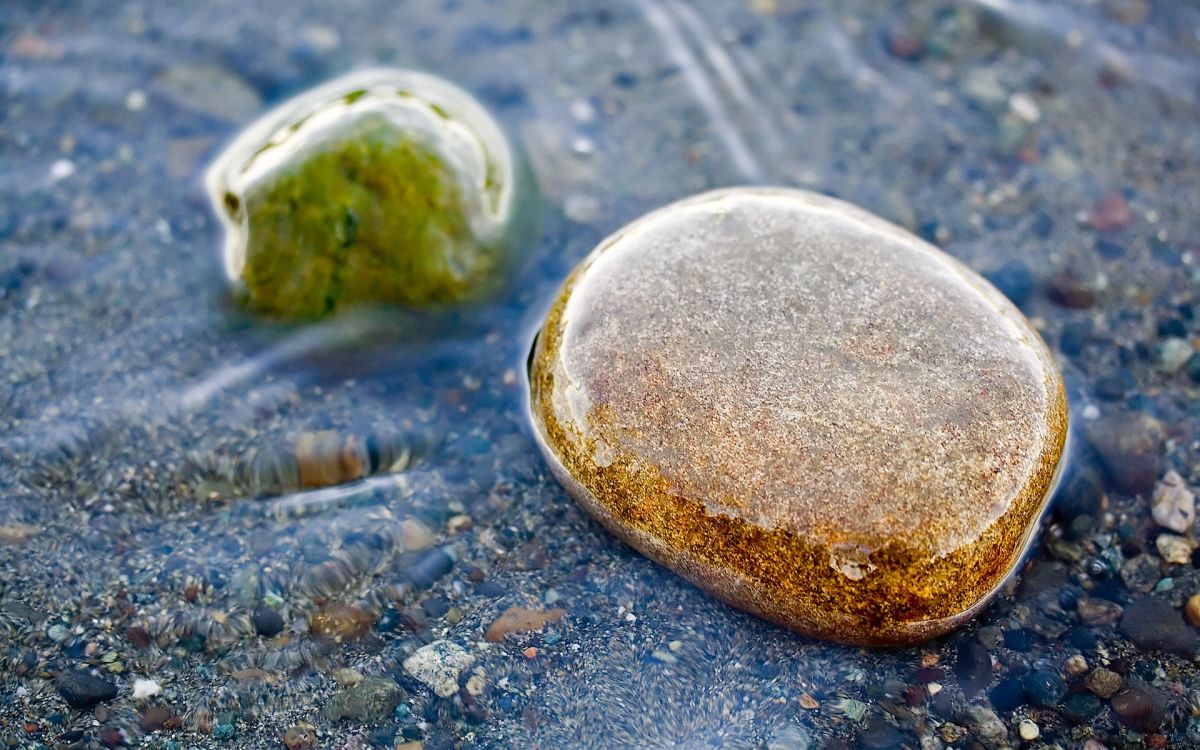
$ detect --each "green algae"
[238,117,496,318]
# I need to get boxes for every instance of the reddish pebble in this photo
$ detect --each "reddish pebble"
[522,646,539,659]
[1089,192,1134,231]
[485,606,566,642]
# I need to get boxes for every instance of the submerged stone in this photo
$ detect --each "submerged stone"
[527,187,1068,646]
[206,68,528,318]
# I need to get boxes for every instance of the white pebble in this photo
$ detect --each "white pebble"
[125,89,147,112]
[49,158,75,181]
[1009,93,1040,123]
[132,678,161,699]
[1018,718,1039,741]
[570,98,595,123]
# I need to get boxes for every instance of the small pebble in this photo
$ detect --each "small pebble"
[484,606,566,642]
[767,723,812,750]
[251,605,284,637]
[1018,718,1039,741]
[55,670,118,709]
[131,678,161,700]
[1120,596,1199,656]
[401,518,435,551]
[1152,471,1196,533]
[1063,654,1088,678]
[1086,411,1165,494]
[324,677,404,722]
[1185,593,1200,628]
[283,724,317,750]
[404,640,473,698]
[1085,668,1122,699]
[1156,533,1193,565]
[309,603,374,643]
[1088,192,1135,232]
[1076,597,1123,625]
[964,705,1008,744]
[1111,680,1170,732]
[1157,338,1194,374]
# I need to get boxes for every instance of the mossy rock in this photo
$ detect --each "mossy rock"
[207,68,530,318]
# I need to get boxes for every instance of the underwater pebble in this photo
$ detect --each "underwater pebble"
[1156,338,1194,373]
[251,605,284,637]
[964,705,1007,744]
[1111,680,1171,732]
[1186,594,1200,629]
[55,669,118,709]
[283,724,317,750]
[206,67,528,318]
[1086,411,1165,494]
[484,606,566,642]
[1018,718,1039,741]
[1152,471,1195,533]
[1156,533,1193,565]
[404,640,473,698]
[1120,597,1199,656]
[1076,597,1123,626]
[1086,668,1123,699]
[528,187,1067,645]
[309,603,374,643]
[324,677,404,722]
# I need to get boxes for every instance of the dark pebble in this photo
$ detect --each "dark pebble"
[858,716,907,749]
[1059,320,1095,357]
[1047,270,1097,309]
[1003,629,1033,652]
[252,605,284,637]
[984,260,1033,307]
[1017,561,1067,598]
[1094,374,1131,401]
[1021,668,1066,708]
[1120,597,1199,656]
[913,667,944,683]
[955,638,993,696]
[1111,679,1170,732]
[1157,318,1188,338]
[407,546,456,589]
[1084,411,1165,494]
[474,581,507,597]
[1186,352,1200,383]
[1062,692,1101,724]
[56,669,118,709]
[1059,588,1079,611]
[1054,462,1105,520]
[421,597,450,618]
[988,676,1026,712]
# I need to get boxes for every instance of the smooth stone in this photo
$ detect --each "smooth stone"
[323,677,404,722]
[1119,596,1199,656]
[527,187,1068,645]
[206,68,528,318]
[56,669,118,709]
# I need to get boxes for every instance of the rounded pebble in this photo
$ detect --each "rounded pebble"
[1018,718,1040,741]
[55,669,118,710]
[528,187,1068,645]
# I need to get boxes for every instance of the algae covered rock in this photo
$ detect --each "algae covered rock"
[528,187,1068,646]
[206,68,527,317]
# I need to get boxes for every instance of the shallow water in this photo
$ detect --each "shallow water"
[2,1,1199,748]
